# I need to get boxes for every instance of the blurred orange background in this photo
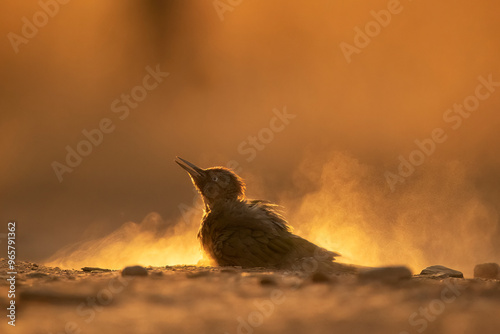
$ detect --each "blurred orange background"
[1,0,499,276]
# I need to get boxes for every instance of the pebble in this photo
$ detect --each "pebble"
[259,276,278,286]
[186,270,211,278]
[310,271,333,283]
[420,265,463,278]
[220,268,239,274]
[82,267,111,272]
[474,263,500,279]
[121,265,148,276]
[26,272,49,278]
[358,266,412,284]
[20,289,89,304]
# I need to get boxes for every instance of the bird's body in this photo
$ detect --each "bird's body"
[199,199,338,269]
[175,157,355,273]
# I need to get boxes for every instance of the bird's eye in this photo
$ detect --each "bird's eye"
[212,176,218,182]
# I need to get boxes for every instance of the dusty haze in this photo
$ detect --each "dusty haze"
[1,0,499,277]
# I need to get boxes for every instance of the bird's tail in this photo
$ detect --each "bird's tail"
[287,254,359,275]
[288,236,358,274]
[317,260,360,275]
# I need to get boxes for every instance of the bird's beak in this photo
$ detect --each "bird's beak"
[175,156,205,181]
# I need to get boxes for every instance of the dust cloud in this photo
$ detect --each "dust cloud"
[46,211,206,270]
[47,152,498,277]
[286,152,499,277]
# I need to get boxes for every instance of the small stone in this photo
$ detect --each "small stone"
[310,271,332,283]
[474,263,500,279]
[20,289,89,304]
[81,267,111,272]
[186,270,210,278]
[26,272,49,278]
[359,266,412,284]
[420,265,463,278]
[220,268,239,274]
[121,265,148,276]
[259,276,277,286]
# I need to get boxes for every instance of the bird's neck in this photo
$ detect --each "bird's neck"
[203,196,243,213]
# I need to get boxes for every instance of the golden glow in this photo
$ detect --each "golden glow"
[47,154,497,278]
[45,212,205,270]
[287,153,498,277]
[1,1,498,275]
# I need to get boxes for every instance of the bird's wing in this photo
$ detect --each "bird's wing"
[213,224,295,267]
[210,214,338,268]
[204,200,340,268]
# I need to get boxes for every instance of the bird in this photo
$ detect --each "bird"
[175,156,356,274]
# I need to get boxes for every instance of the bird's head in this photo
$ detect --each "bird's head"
[175,157,246,209]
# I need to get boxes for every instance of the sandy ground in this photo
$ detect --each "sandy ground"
[1,259,500,334]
